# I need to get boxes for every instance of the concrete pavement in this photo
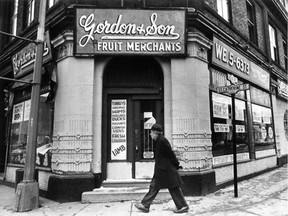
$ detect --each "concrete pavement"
[0,164,287,216]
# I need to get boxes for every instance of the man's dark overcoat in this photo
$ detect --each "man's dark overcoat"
[153,134,182,189]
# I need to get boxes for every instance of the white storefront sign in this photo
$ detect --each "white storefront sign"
[75,8,186,56]
[111,99,127,160]
[278,79,288,99]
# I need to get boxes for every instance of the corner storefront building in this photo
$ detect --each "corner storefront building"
[0,1,287,202]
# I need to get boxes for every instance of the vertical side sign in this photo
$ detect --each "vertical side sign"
[111,99,127,160]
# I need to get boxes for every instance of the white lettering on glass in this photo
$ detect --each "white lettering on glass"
[78,13,180,47]
[12,43,49,75]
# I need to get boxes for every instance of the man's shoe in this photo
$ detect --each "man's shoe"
[135,203,149,213]
[173,206,189,213]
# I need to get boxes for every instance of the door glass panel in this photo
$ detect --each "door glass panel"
[139,100,158,160]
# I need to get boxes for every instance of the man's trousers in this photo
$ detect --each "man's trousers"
[141,179,187,210]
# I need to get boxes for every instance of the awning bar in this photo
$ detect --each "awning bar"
[0,76,37,85]
[0,30,39,44]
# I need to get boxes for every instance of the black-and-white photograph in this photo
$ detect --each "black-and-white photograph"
[0,0,287,215]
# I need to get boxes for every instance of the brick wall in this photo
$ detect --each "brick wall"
[232,0,249,39]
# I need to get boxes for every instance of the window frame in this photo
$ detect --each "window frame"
[27,0,35,26]
[283,38,287,71]
[246,0,258,45]
[23,0,35,28]
[47,0,59,9]
[9,92,54,168]
[279,0,286,8]
[217,0,231,22]
[268,24,279,62]
[211,92,250,157]
[10,0,19,36]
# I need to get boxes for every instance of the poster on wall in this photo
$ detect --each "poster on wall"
[12,102,24,123]
[213,101,229,119]
[111,99,127,160]
[253,110,262,123]
[236,125,245,133]
[23,100,31,121]
[262,109,271,124]
[214,123,230,133]
[235,106,245,121]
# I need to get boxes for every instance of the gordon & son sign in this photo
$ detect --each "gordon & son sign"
[75,8,186,55]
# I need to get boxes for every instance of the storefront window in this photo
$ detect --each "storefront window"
[250,86,275,150]
[212,92,249,156]
[9,93,53,167]
[252,104,274,150]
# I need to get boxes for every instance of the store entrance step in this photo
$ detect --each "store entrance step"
[101,179,151,189]
[82,179,170,203]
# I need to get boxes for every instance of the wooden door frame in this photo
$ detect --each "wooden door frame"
[102,89,163,180]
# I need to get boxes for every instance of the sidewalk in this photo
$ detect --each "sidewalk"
[0,164,287,216]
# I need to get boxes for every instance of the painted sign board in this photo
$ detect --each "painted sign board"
[216,84,250,94]
[212,37,251,77]
[212,37,270,90]
[111,99,127,160]
[75,8,186,56]
[12,31,52,78]
[277,79,288,99]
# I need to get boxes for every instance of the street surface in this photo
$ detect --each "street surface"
[0,164,287,216]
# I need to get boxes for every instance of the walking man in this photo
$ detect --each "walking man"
[135,124,189,214]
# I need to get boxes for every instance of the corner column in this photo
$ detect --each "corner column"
[47,31,95,202]
[171,31,215,195]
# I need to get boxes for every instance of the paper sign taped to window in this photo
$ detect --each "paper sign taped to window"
[144,116,156,129]
[144,112,153,118]
[214,123,230,133]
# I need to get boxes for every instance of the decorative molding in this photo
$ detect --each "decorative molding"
[51,161,91,174]
[173,134,213,171]
[52,153,92,163]
[172,132,212,149]
[175,145,212,152]
[51,31,74,62]
[213,153,250,166]
[51,30,74,48]
[187,32,213,61]
[179,158,213,171]
[51,134,93,173]
[52,134,93,141]
[173,132,211,140]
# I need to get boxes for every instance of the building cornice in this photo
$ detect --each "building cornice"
[51,31,74,62]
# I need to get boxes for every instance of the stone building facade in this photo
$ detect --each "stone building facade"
[0,0,287,202]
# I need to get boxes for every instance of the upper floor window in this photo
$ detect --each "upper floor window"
[283,39,287,70]
[11,0,19,36]
[24,0,35,27]
[246,0,258,45]
[269,25,278,62]
[279,0,286,8]
[48,0,59,8]
[27,0,35,25]
[217,0,231,22]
